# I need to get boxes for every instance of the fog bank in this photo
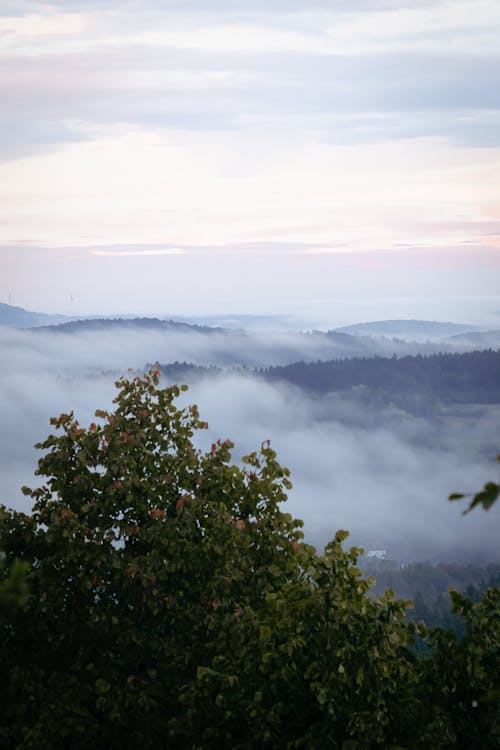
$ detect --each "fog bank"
[0,325,498,563]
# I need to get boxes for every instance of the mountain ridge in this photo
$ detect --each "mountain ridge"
[335,319,483,340]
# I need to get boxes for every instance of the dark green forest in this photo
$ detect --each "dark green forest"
[261,349,500,409]
[1,372,498,749]
[156,349,500,416]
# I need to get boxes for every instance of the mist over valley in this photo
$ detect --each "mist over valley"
[1,304,498,564]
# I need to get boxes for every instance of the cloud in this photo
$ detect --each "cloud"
[2,125,499,254]
[1,325,498,563]
[132,370,500,562]
[0,2,453,15]
[1,44,499,148]
[90,247,186,257]
[1,1,499,158]
[0,10,86,36]
[0,0,498,317]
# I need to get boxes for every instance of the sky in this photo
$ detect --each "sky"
[0,0,500,325]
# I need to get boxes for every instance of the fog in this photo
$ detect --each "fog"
[0,323,414,374]
[2,320,499,378]
[0,324,498,563]
[182,374,499,562]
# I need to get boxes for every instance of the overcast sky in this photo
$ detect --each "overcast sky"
[0,0,499,325]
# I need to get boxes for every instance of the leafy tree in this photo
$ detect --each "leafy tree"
[415,589,500,750]
[0,371,498,749]
[0,557,29,614]
[0,371,418,749]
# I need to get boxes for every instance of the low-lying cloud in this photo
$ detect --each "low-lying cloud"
[0,324,498,564]
[183,373,499,562]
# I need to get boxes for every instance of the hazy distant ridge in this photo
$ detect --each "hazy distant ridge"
[336,319,480,340]
[0,303,70,328]
[34,317,224,336]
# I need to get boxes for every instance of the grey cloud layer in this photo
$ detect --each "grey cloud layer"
[1,1,498,158]
[4,48,499,112]
[0,2,450,15]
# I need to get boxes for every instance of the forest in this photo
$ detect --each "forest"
[157,349,500,407]
[1,372,498,749]
[261,349,500,411]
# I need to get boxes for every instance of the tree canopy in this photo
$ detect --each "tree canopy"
[0,371,498,749]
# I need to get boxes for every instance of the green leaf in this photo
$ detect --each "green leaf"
[95,679,110,694]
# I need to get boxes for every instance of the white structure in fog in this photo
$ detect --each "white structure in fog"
[365,549,387,560]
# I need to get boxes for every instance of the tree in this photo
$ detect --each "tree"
[0,371,498,749]
[0,371,419,749]
[415,588,500,750]
[0,558,29,613]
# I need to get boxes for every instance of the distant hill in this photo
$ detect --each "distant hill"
[0,305,296,333]
[34,317,224,335]
[335,319,481,341]
[29,319,400,367]
[0,303,231,336]
[169,313,296,330]
[0,303,70,328]
[3,306,499,371]
[447,329,500,349]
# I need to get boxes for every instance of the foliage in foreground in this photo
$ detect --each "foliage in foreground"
[449,453,500,513]
[0,372,498,749]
